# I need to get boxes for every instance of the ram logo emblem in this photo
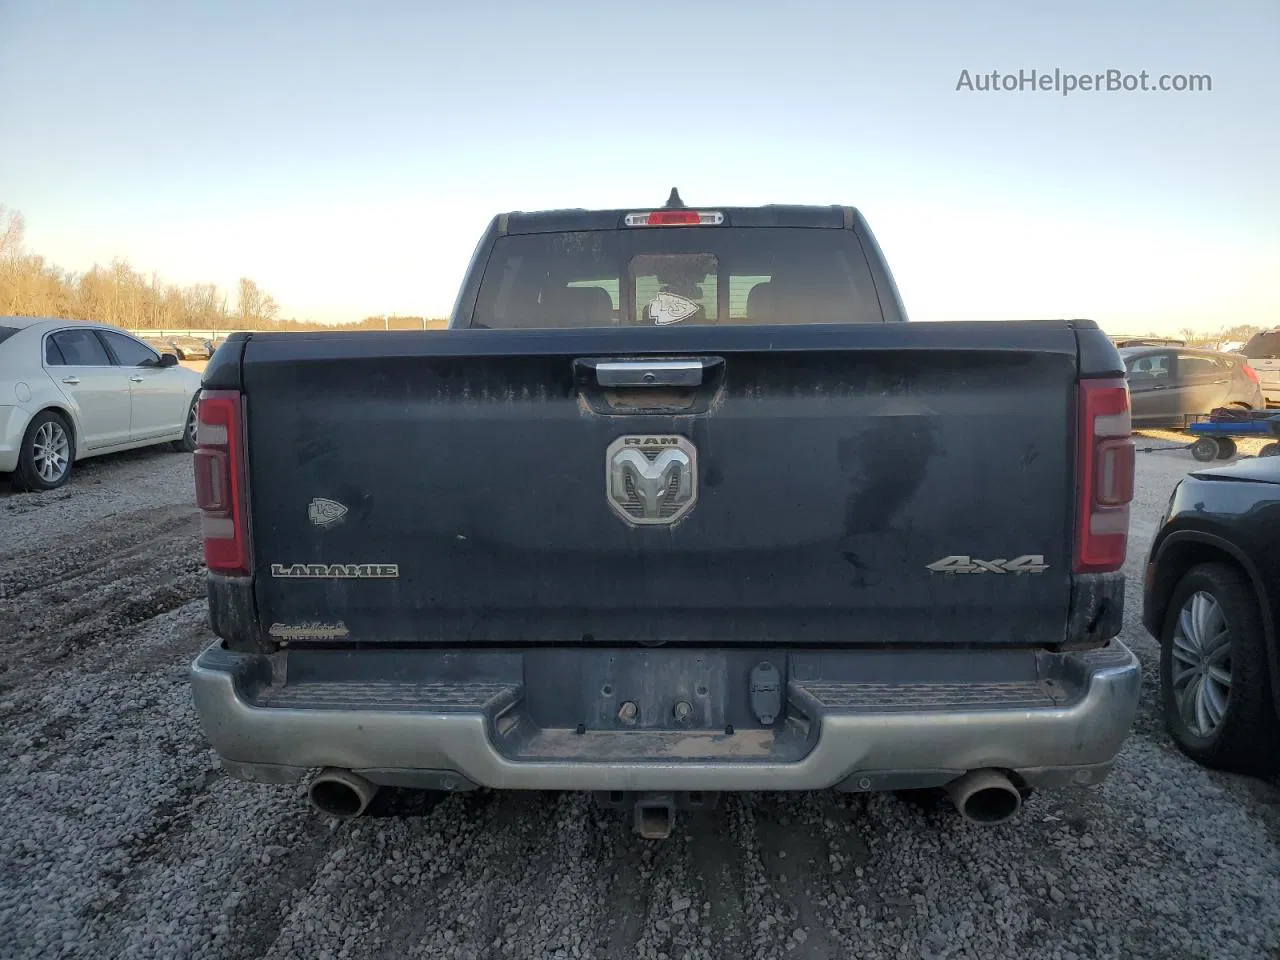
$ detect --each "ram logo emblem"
[606,435,698,525]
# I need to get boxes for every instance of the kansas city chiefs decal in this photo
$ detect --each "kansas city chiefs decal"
[645,292,700,325]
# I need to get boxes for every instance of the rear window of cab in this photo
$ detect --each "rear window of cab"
[469,227,883,329]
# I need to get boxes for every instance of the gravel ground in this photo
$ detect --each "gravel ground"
[2,444,1279,960]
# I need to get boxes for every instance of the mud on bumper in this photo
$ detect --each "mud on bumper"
[190,641,1141,794]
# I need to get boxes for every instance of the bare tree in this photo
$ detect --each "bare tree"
[0,203,453,330]
[1220,323,1264,342]
[237,277,280,326]
[0,205,24,259]
[184,283,228,327]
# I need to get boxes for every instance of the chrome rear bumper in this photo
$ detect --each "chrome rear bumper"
[191,641,1141,793]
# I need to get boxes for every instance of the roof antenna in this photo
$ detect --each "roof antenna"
[664,187,685,209]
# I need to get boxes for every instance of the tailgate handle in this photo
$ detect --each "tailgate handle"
[592,360,708,387]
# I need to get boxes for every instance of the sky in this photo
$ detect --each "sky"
[0,0,1277,333]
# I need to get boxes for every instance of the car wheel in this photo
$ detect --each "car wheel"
[11,410,74,492]
[172,397,199,453]
[1190,438,1220,462]
[1215,438,1237,459]
[1159,562,1280,777]
[1259,442,1280,458]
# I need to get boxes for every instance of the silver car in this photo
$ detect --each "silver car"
[1241,329,1280,408]
[0,317,203,491]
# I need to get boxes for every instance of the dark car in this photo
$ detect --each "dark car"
[1121,346,1265,428]
[1143,456,1280,776]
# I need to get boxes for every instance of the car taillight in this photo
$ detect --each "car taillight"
[1075,377,1135,573]
[193,389,251,576]
[1242,363,1260,383]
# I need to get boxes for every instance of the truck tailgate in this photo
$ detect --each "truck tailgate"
[241,323,1080,647]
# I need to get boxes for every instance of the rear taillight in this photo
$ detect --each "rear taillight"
[1075,378,1135,573]
[193,389,251,576]
[1242,363,1260,383]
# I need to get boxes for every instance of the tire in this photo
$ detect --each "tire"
[1215,438,1237,460]
[172,396,199,453]
[1259,442,1280,458]
[11,410,74,492]
[1159,562,1280,777]
[1190,438,1220,462]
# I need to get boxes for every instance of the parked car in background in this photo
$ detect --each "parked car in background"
[168,335,215,360]
[1122,346,1264,428]
[141,336,180,359]
[0,316,202,491]
[1241,328,1280,408]
[1143,455,1280,776]
[140,335,214,361]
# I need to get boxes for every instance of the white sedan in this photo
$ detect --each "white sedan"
[0,316,204,491]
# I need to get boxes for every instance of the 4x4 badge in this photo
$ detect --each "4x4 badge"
[926,555,1049,574]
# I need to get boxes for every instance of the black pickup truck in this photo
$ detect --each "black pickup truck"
[190,192,1141,837]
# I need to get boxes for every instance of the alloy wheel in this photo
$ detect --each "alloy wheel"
[1170,591,1233,737]
[32,420,70,484]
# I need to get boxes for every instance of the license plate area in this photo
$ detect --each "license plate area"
[523,648,787,733]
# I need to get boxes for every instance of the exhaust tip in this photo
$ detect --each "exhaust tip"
[308,768,378,819]
[959,785,1022,824]
[945,769,1023,826]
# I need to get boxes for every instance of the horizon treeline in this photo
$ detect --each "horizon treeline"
[0,203,445,332]
[1,202,1268,340]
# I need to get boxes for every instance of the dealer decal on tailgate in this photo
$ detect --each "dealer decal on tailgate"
[268,621,350,640]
